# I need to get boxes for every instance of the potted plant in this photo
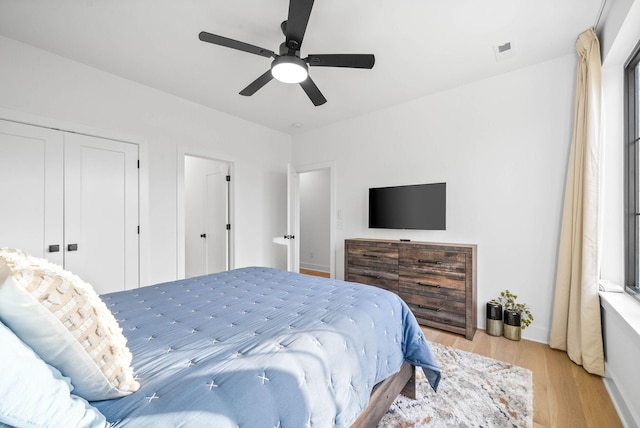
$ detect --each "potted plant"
[490,290,533,341]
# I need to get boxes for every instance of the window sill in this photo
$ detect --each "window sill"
[599,291,640,338]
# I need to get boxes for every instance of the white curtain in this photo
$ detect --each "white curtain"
[549,28,605,376]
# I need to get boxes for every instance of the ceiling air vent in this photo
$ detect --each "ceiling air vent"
[494,41,515,62]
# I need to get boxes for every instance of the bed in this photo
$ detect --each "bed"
[0,251,440,428]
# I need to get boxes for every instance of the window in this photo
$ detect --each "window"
[624,40,640,297]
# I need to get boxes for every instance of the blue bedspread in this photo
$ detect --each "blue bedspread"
[93,267,440,427]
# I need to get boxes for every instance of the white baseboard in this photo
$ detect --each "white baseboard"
[299,262,329,273]
[603,367,639,428]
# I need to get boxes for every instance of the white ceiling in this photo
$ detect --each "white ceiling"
[0,0,603,134]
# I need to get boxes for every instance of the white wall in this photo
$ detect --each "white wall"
[0,36,292,286]
[293,54,578,343]
[300,169,331,273]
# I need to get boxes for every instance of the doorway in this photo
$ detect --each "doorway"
[289,162,335,278]
[299,169,331,277]
[183,155,231,278]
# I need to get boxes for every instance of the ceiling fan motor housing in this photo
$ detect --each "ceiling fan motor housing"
[279,42,300,57]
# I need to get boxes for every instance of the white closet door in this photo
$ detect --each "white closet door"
[64,133,139,294]
[0,120,64,265]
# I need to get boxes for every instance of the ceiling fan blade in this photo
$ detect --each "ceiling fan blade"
[199,31,275,58]
[239,69,274,96]
[299,77,327,106]
[306,54,375,69]
[285,0,314,51]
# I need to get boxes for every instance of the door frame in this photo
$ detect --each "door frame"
[286,164,300,272]
[290,161,336,278]
[177,146,234,279]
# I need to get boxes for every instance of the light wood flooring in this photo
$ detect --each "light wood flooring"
[300,268,330,278]
[422,327,622,428]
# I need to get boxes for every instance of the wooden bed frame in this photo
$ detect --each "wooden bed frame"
[351,362,416,427]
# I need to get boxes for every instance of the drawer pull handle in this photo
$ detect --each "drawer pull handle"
[418,282,441,288]
[363,253,379,258]
[418,305,441,312]
[362,273,381,279]
[418,259,442,264]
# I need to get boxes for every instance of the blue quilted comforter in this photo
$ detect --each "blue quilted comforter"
[93,267,440,427]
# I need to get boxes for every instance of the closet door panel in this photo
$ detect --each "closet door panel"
[0,120,64,265]
[64,133,138,294]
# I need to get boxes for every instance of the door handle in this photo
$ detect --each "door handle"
[200,233,207,238]
[67,244,78,251]
[48,244,60,253]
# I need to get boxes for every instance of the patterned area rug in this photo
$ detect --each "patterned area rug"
[379,342,533,427]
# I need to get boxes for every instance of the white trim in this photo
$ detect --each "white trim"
[600,292,640,339]
[0,107,147,146]
[603,364,638,428]
[300,262,330,273]
[138,142,150,287]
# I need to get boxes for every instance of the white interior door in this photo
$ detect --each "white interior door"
[64,133,139,294]
[286,164,300,272]
[0,120,64,265]
[184,156,207,277]
[184,155,230,277]
[205,169,229,273]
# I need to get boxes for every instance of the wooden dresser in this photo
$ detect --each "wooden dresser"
[345,238,477,339]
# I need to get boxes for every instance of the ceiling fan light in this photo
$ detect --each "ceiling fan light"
[271,56,308,84]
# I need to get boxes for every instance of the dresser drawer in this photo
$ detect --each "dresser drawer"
[348,244,398,266]
[403,301,466,328]
[399,283,466,314]
[399,248,467,291]
[345,241,398,292]
[346,271,398,293]
[346,244,398,276]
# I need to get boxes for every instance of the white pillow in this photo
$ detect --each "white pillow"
[0,248,139,401]
[0,320,109,428]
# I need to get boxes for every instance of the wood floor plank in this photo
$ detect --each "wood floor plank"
[571,363,623,428]
[546,346,590,427]
[469,330,499,359]
[450,335,476,353]
[299,268,330,278]
[517,339,551,428]
[494,334,521,363]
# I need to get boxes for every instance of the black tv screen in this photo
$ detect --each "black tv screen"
[369,183,446,230]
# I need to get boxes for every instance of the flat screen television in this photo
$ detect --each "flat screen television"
[368,182,446,230]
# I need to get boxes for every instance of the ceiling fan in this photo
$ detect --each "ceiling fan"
[198,0,375,106]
